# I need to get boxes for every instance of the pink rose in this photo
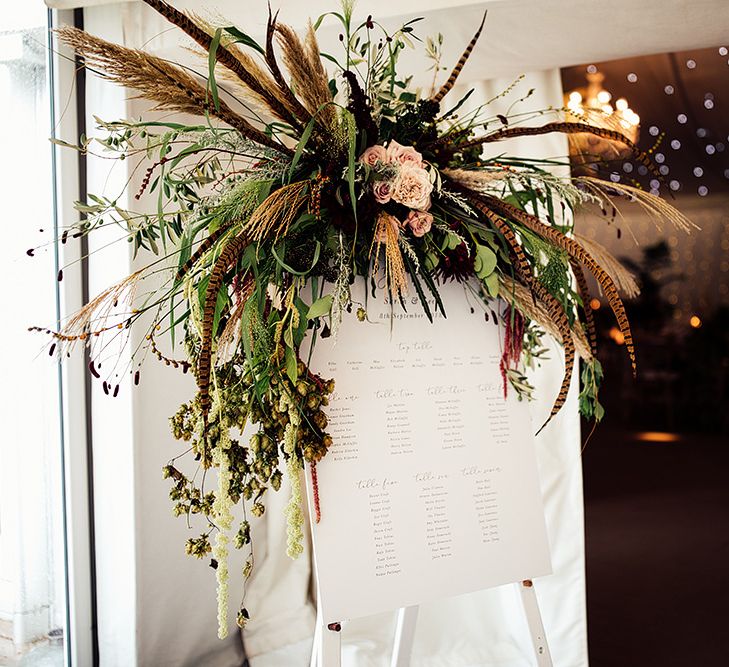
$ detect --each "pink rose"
[406,210,433,237]
[371,179,393,204]
[392,164,433,211]
[385,140,424,168]
[359,145,387,167]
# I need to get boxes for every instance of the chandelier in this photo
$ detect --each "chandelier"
[564,71,640,171]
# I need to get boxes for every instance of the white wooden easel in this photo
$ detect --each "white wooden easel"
[309,580,552,667]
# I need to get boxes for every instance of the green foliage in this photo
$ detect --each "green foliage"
[473,244,497,280]
[307,294,333,320]
[579,358,605,421]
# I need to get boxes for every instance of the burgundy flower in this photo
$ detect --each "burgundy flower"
[436,242,475,282]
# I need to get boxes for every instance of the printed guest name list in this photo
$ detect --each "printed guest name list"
[305,280,552,623]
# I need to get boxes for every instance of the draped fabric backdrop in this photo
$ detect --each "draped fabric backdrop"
[67,2,587,665]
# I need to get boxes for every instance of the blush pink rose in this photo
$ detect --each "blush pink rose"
[406,210,433,237]
[392,164,433,211]
[386,140,424,168]
[359,144,387,167]
[371,179,393,204]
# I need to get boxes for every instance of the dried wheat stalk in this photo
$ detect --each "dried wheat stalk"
[242,180,309,242]
[275,23,336,131]
[186,12,306,127]
[576,176,698,234]
[371,213,409,300]
[56,26,290,155]
[442,167,508,190]
[140,0,299,127]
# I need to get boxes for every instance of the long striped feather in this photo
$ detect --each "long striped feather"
[570,260,598,357]
[431,11,487,104]
[175,226,231,283]
[482,194,637,375]
[198,233,250,426]
[457,121,663,182]
[141,0,298,128]
[467,195,576,433]
[57,27,287,154]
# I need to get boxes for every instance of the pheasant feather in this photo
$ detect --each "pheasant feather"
[431,12,487,104]
[482,194,637,375]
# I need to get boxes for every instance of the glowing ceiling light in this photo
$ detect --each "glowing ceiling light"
[564,70,640,172]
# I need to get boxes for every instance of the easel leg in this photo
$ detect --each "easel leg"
[310,605,342,667]
[518,580,553,667]
[319,622,342,667]
[390,606,419,667]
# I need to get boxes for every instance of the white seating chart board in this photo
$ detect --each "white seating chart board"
[305,280,552,624]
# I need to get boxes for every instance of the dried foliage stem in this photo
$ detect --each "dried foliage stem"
[576,176,698,234]
[56,27,290,155]
[140,0,299,128]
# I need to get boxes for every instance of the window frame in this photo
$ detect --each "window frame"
[49,8,97,667]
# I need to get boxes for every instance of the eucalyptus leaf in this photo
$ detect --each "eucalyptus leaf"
[484,271,500,298]
[474,245,497,279]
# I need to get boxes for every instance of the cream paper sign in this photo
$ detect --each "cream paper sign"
[304,279,551,623]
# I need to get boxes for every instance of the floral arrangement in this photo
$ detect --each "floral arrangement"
[40,0,695,636]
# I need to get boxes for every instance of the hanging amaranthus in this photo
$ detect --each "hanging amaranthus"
[500,306,526,398]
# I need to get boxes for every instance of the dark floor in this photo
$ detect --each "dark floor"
[583,428,729,667]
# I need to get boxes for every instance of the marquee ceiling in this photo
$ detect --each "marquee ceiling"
[45,0,729,82]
